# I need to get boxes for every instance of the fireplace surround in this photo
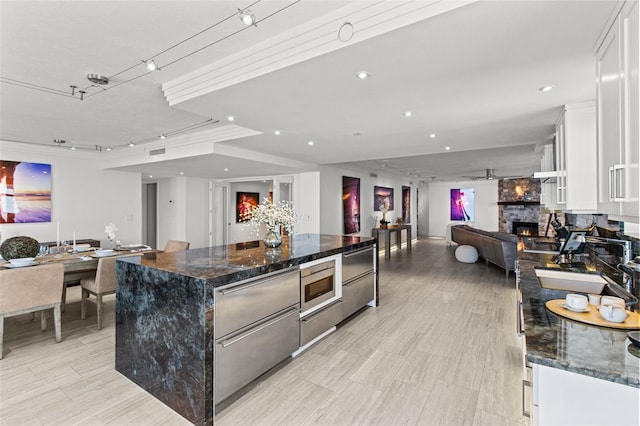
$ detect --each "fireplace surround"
[512,221,539,236]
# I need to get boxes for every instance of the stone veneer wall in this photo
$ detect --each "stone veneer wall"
[498,178,549,235]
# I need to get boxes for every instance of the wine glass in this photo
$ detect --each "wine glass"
[61,240,69,253]
[38,244,49,257]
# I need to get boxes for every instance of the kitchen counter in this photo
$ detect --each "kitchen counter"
[121,233,375,286]
[114,234,376,425]
[518,241,639,388]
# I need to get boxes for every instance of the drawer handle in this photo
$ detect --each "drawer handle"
[517,301,525,336]
[343,248,372,258]
[522,379,532,418]
[301,300,342,324]
[219,307,298,348]
[220,270,297,295]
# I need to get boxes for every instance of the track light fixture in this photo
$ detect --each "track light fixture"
[238,8,256,26]
[144,59,159,71]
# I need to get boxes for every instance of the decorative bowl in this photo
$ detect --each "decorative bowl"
[0,236,40,260]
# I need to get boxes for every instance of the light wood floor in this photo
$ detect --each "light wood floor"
[0,239,527,425]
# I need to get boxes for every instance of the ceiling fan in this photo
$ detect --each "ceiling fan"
[460,168,519,181]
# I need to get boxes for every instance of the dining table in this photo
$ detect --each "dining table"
[0,246,154,310]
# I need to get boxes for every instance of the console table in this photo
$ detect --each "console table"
[372,225,412,258]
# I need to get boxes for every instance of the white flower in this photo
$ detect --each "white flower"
[243,198,298,235]
[105,223,118,241]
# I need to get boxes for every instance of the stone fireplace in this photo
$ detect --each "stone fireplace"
[498,178,546,235]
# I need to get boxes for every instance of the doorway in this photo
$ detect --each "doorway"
[143,183,157,248]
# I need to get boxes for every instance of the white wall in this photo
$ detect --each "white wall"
[295,172,321,234]
[157,177,186,249]
[0,141,141,246]
[318,165,418,239]
[185,177,211,249]
[427,180,499,237]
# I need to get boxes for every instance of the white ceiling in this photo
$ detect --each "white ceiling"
[0,0,617,182]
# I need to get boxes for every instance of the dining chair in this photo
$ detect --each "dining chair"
[163,240,190,252]
[0,263,65,359]
[80,256,117,330]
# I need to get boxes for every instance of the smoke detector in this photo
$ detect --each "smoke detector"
[87,73,109,85]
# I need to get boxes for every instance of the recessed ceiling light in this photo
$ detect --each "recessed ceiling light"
[429,133,437,139]
[160,134,166,139]
[70,146,76,150]
[356,71,369,79]
[227,116,235,121]
[224,168,229,172]
[106,146,112,151]
[274,130,281,135]
[404,111,413,117]
[308,141,314,146]
[179,172,184,176]
[539,85,554,92]
[129,142,135,147]
[149,175,153,178]
[445,146,451,151]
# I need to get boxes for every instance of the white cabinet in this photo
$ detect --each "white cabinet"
[538,144,558,210]
[533,364,640,426]
[596,0,639,221]
[555,103,598,212]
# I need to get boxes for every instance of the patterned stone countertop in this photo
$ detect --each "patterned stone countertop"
[518,244,639,388]
[118,233,375,287]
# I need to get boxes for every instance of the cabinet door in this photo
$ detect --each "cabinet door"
[621,0,639,218]
[596,18,623,215]
[555,118,567,205]
[564,103,597,211]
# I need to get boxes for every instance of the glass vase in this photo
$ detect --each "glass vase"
[263,228,282,248]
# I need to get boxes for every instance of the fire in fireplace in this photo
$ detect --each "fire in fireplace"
[512,221,539,236]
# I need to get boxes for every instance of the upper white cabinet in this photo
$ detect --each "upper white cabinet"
[555,103,598,212]
[596,0,639,221]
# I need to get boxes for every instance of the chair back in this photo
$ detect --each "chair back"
[164,240,190,252]
[0,263,64,314]
[95,256,118,294]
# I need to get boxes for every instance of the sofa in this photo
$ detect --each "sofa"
[450,224,517,278]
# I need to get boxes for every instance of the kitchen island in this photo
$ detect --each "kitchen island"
[114,234,376,425]
[517,241,639,425]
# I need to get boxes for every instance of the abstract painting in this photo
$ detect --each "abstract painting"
[0,160,51,223]
[236,192,260,223]
[402,186,410,223]
[342,176,360,234]
[450,188,475,221]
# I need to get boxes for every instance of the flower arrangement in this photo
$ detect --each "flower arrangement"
[379,198,390,227]
[243,198,297,235]
[105,223,118,248]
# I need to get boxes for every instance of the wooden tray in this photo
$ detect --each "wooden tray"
[545,299,640,330]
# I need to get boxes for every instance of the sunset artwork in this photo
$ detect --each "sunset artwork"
[0,160,52,223]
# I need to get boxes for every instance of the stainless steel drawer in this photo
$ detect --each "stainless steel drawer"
[342,247,374,282]
[215,269,300,338]
[215,305,300,404]
[300,299,343,346]
[342,271,374,319]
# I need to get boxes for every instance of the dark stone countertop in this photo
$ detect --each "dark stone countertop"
[118,233,375,287]
[518,239,639,388]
